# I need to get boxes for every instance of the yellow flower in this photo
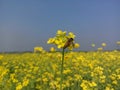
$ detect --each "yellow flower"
[63,69,71,74]
[10,74,18,83]
[50,47,56,52]
[16,82,23,90]
[117,75,120,80]
[100,75,106,83]
[89,81,97,87]
[74,43,80,48]
[102,43,107,47]
[91,43,95,47]
[0,55,3,60]
[97,47,103,51]
[68,32,75,38]
[112,80,117,85]
[109,74,117,80]
[22,77,29,87]
[0,66,8,82]
[105,84,114,90]
[74,74,82,81]
[34,46,45,53]
[49,80,60,89]
[57,30,66,36]
[47,38,54,44]
[116,41,120,45]
[58,44,62,49]
[47,30,79,50]
[42,78,48,82]
[80,80,97,90]
[56,77,61,81]
[57,30,63,35]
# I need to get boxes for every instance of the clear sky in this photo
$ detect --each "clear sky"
[0,0,120,52]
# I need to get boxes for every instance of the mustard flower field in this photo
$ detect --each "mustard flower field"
[0,51,120,90]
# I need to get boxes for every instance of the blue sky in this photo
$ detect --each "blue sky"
[0,0,120,52]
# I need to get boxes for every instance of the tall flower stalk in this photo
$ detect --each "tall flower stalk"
[60,38,74,90]
[47,30,80,90]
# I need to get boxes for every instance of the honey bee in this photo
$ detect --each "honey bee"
[63,38,74,49]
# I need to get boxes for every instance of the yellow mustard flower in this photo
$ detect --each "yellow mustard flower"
[0,55,3,60]
[22,77,29,87]
[50,47,56,52]
[97,47,103,51]
[47,30,79,50]
[68,32,76,38]
[16,82,23,90]
[34,46,46,53]
[74,43,80,48]
[102,42,107,47]
[116,41,120,45]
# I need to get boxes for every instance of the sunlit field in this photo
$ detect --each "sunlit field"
[0,30,120,90]
[0,50,120,90]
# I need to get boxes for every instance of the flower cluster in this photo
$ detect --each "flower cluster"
[47,30,79,50]
[34,46,46,53]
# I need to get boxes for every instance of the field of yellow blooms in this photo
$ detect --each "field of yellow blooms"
[0,51,120,90]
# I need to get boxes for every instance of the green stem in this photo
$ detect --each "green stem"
[60,48,65,90]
